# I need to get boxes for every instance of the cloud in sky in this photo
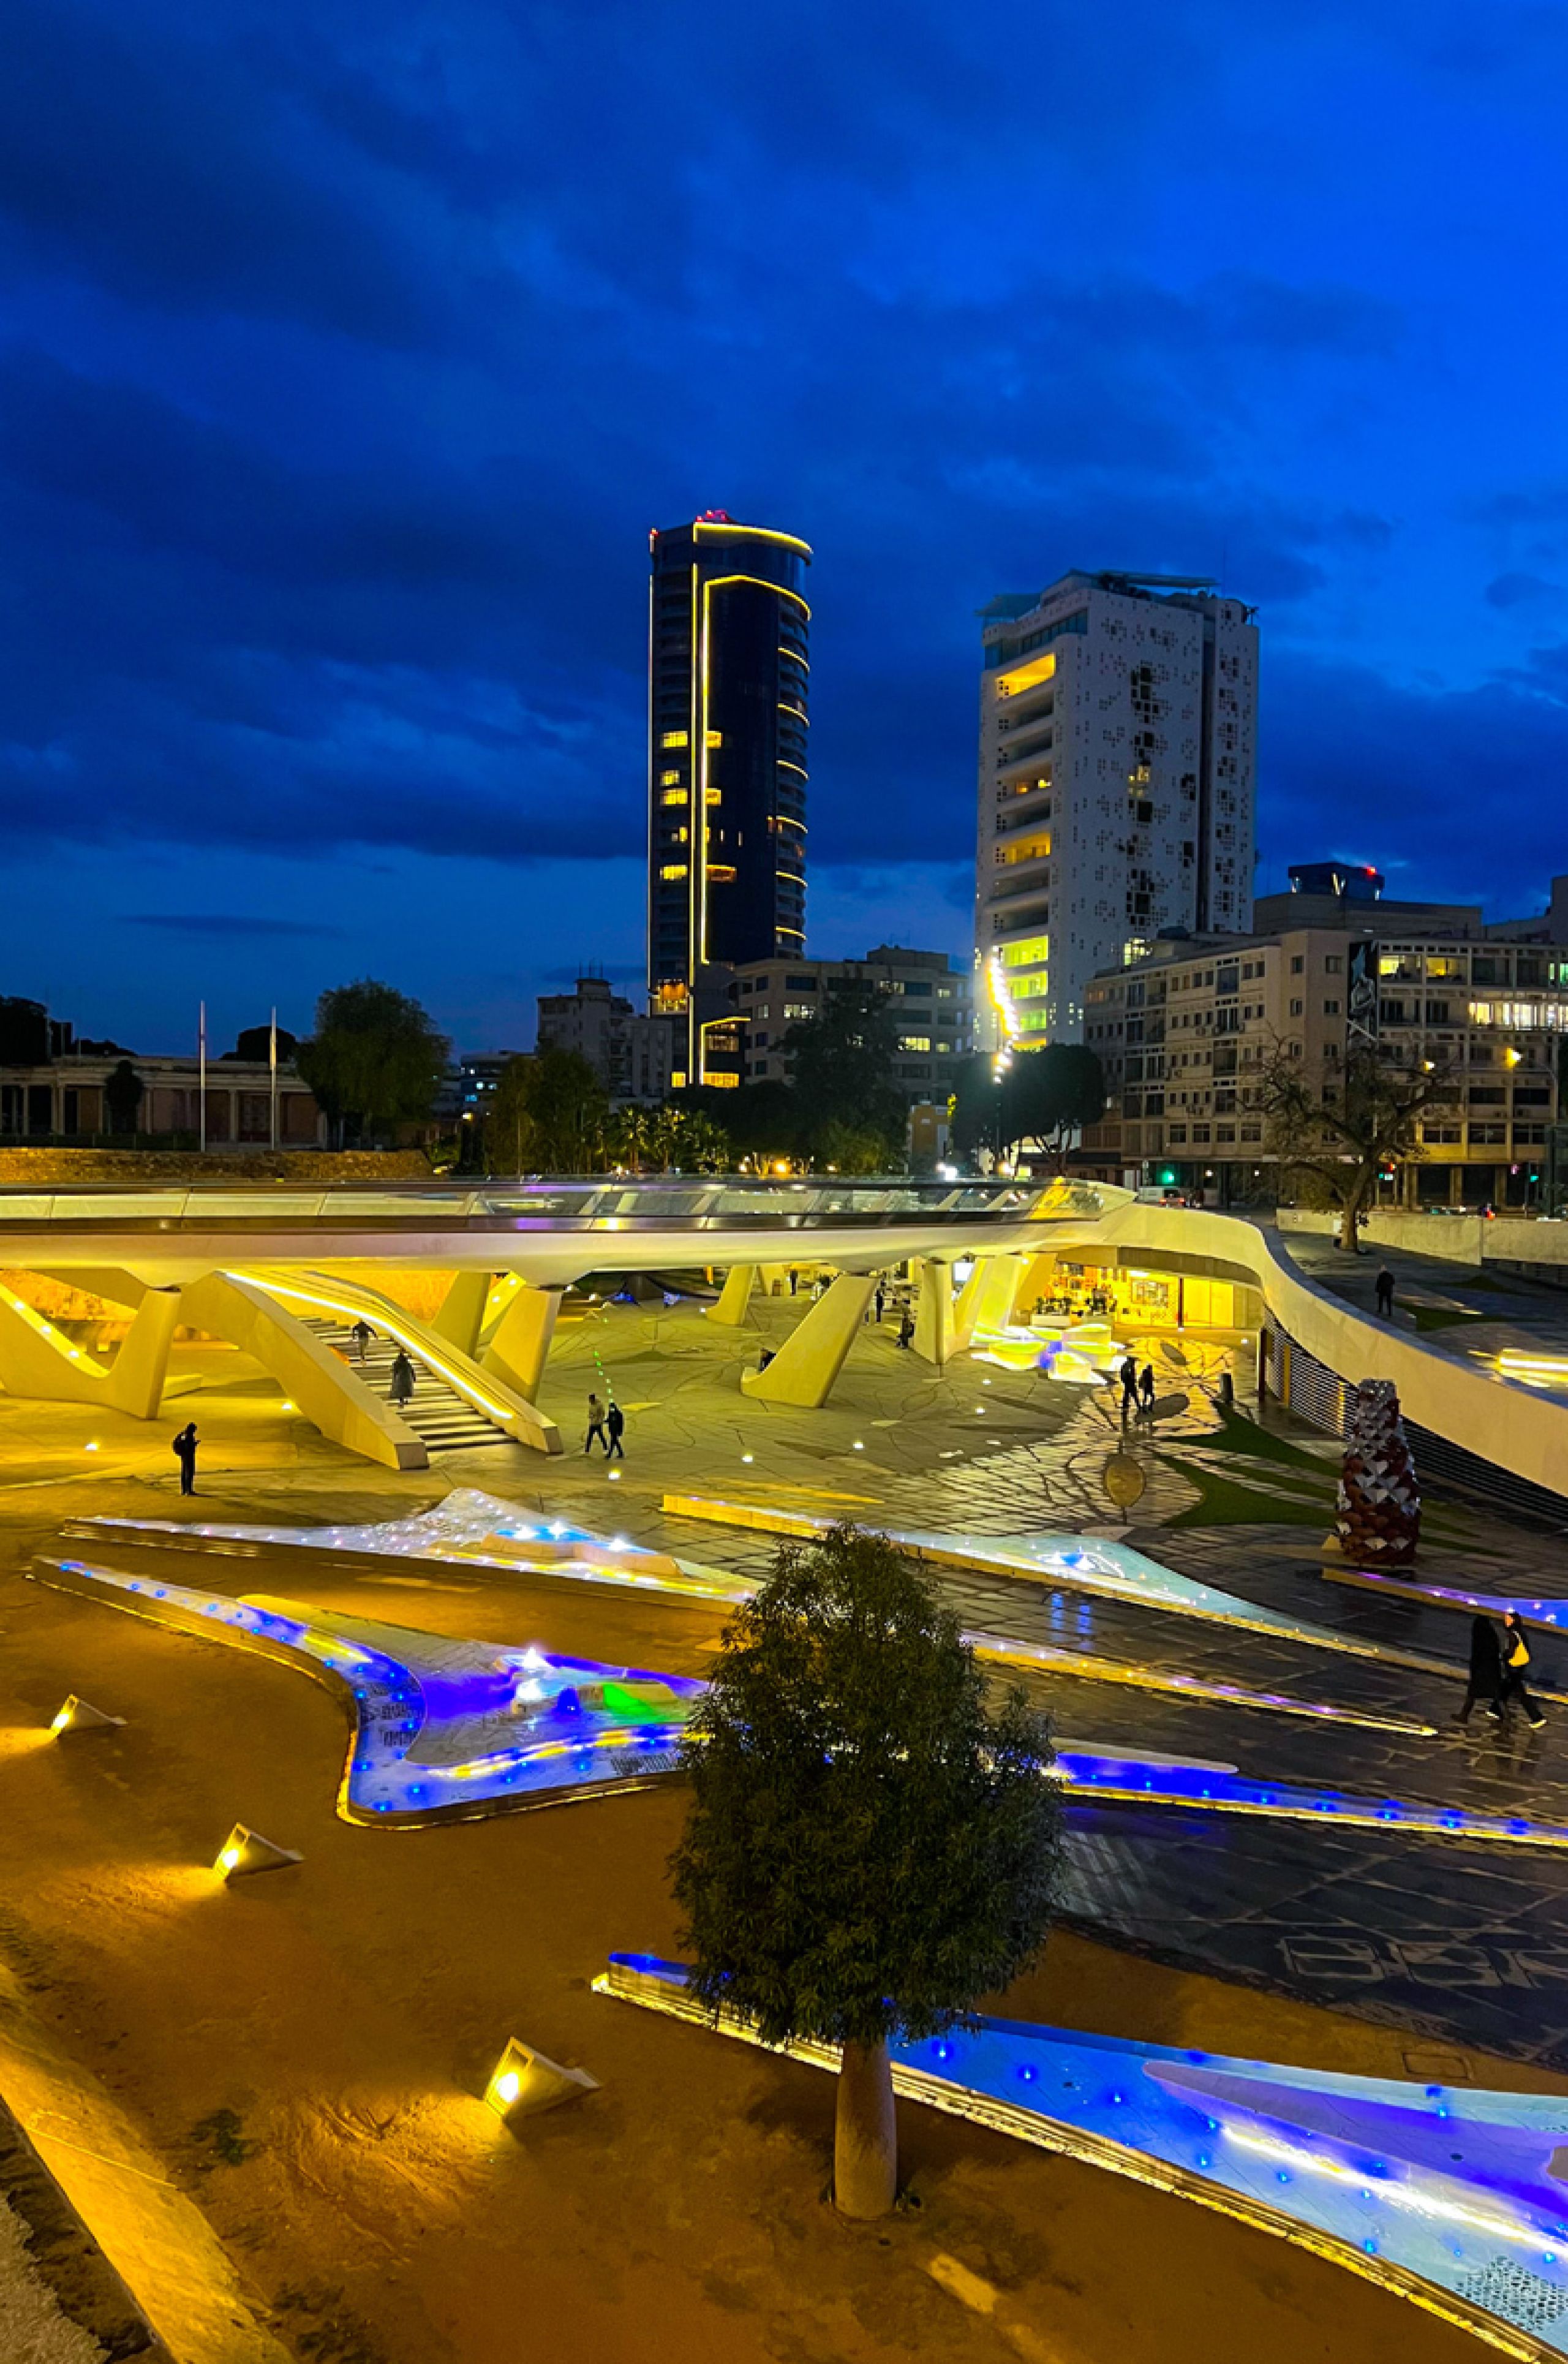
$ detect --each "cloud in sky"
[6,0,1568,1041]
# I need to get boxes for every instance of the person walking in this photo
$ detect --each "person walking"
[605,1400,625,1460]
[1139,1363,1156,1416]
[388,1349,416,1407]
[897,1310,915,1350]
[1498,1612,1547,1728]
[584,1391,608,1454]
[172,1420,198,1497]
[875,1284,886,1324]
[352,1319,373,1363]
[1374,1267,1395,1320]
[1119,1355,1139,1418]
[789,1267,799,1297]
[1454,1615,1504,1726]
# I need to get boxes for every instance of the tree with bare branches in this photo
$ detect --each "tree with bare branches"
[1255,1043,1455,1250]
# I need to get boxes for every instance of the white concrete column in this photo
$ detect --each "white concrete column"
[953,1253,1028,1351]
[741,1272,877,1408]
[914,1256,954,1368]
[481,1283,567,1402]
[706,1265,758,1326]
[433,1269,492,1354]
[106,1286,183,1418]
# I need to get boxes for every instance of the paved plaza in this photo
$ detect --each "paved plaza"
[4,1285,1568,2361]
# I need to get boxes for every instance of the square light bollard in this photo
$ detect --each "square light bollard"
[484,2037,599,2126]
[50,1696,125,1736]
[214,1824,303,1882]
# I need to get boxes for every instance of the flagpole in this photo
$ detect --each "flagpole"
[198,1001,207,1154]
[270,1006,279,1152]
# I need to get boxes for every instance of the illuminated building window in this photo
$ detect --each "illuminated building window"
[660,769,682,787]
[900,1036,932,1052]
[1001,935,1050,968]
[660,864,689,881]
[783,1002,813,1019]
[671,1070,687,1088]
[705,729,723,748]
[709,864,737,883]
[661,730,689,748]
[704,787,722,805]
[661,787,687,806]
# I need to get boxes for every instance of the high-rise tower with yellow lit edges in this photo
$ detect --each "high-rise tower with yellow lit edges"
[647,513,811,1087]
[974,570,1257,1052]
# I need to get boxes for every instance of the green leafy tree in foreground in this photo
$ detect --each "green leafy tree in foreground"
[296,980,450,1146]
[670,1526,1060,2219]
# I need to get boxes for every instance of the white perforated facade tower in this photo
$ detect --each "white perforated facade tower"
[974,570,1257,1049]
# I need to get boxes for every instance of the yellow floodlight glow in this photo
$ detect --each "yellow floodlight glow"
[987,954,1022,1045]
[225,1277,519,1426]
[494,2069,521,2107]
[219,1845,241,1872]
[50,1706,71,1734]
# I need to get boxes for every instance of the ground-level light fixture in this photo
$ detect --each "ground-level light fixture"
[214,1824,302,1881]
[50,1696,124,1737]
[484,2036,598,2127]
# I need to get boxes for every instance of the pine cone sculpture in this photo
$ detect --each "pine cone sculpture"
[1336,1378,1421,1565]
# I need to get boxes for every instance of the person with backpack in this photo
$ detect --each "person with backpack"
[605,1400,625,1460]
[351,1319,373,1363]
[172,1421,198,1497]
[1498,1612,1547,1728]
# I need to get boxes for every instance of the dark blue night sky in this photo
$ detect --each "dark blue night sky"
[6,0,1568,1054]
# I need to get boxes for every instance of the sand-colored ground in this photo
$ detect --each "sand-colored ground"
[0,1470,1535,2364]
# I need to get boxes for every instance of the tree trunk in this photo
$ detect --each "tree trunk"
[834,2039,897,2218]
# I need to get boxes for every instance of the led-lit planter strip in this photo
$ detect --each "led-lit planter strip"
[1050,1750,1568,1851]
[1324,1562,1568,1641]
[81,1497,1434,1735]
[662,1495,1465,1679]
[595,1955,1568,2363]
[28,1557,701,1824]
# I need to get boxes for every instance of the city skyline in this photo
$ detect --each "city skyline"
[9,4,1568,1051]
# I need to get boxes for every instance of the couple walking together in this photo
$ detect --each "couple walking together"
[584,1393,625,1458]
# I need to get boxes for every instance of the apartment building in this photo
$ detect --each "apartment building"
[974,570,1257,1050]
[1083,902,1566,1206]
[729,943,973,1102]
[536,976,676,1104]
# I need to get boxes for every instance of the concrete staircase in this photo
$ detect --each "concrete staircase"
[302,1318,513,1454]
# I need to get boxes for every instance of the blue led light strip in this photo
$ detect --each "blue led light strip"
[597,1955,1568,2363]
[29,1557,701,1824]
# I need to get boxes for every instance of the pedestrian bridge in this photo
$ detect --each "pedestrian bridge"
[0,1176,1114,1470]
[1,1177,1558,1495]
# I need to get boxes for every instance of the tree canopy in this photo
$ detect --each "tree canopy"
[671,1524,1060,2215]
[296,980,450,1144]
[778,980,907,1165]
[951,1042,1106,1165]
[1257,1041,1453,1247]
[488,1048,608,1173]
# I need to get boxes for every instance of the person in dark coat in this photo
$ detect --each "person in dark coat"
[874,1285,886,1323]
[1119,1356,1139,1417]
[388,1349,416,1406]
[605,1400,625,1459]
[1498,1612,1547,1728]
[172,1421,198,1496]
[1374,1267,1395,1319]
[897,1310,915,1350]
[352,1319,373,1362]
[1455,1615,1504,1725]
[1139,1363,1156,1414]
